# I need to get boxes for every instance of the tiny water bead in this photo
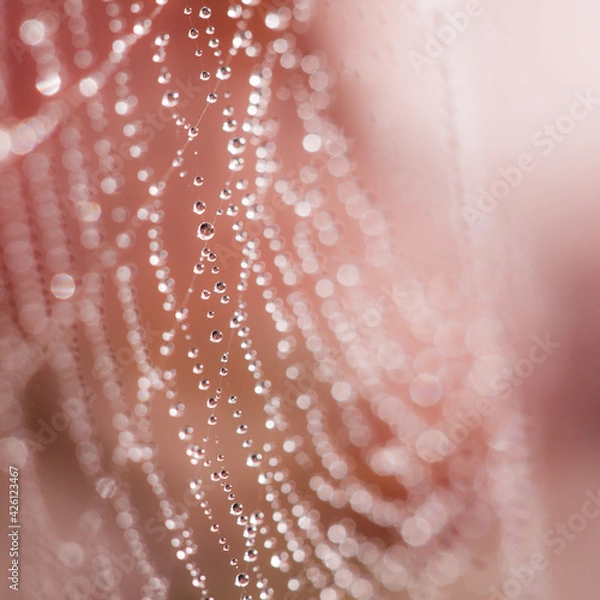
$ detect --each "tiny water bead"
[246,453,262,467]
[179,426,194,441]
[162,90,179,107]
[197,222,215,240]
[235,573,250,588]
[169,402,185,417]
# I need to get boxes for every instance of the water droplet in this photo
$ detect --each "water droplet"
[154,33,170,47]
[227,137,246,156]
[96,477,117,499]
[250,511,264,525]
[197,222,215,240]
[162,91,180,108]
[188,28,199,40]
[169,402,185,417]
[210,330,223,343]
[246,453,262,467]
[51,273,75,300]
[179,426,194,441]
[228,5,243,18]
[235,573,250,588]
[230,502,244,516]
[223,119,237,133]
[199,6,211,19]
[244,549,258,562]
[216,66,232,81]
[193,175,204,186]
[193,201,206,215]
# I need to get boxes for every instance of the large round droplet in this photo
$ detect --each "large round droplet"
[230,502,244,516]
[235,573,250,588]
[210,330,223,343]
[51,273,75,300]
[193,201,206,215]
[197,222,215,240]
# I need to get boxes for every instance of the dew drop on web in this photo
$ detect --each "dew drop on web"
[161,90,179,108]
[95,477,117,499]
[197,222,215,240]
